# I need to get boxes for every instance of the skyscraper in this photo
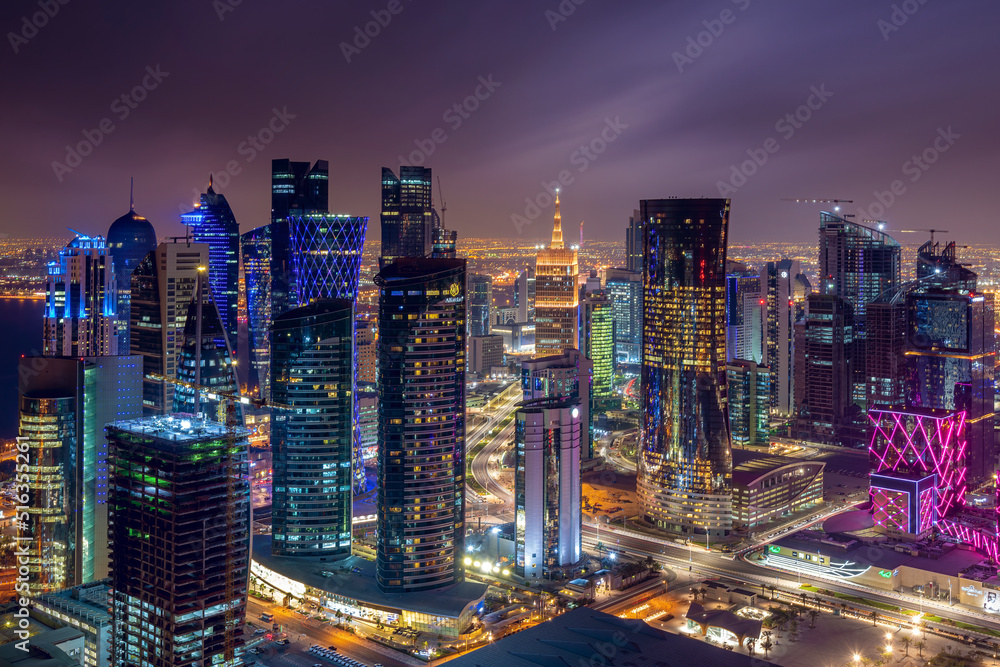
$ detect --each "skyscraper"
[725,269,765,365]
[241,225,272,398]
[795,294,860,446]
[107,416,249,667]
[514,398,583,579]
[515,265,536,323]
[380,166,433,268]
[17,355,142,593]
[270,300,355,558]
[534,193,579,355]
[765,259,800,416]
[129,241,210,414]
[107,199,157,355]
[270,159,329,319]
[44,233,118,357]
[355,317,377,385]
[182,181,240,355]
[605,268,642,370]
[580,292,614,401]
[172,271,239,420]
[637,198,732,537]
[726,360,770,448]
[375,257,467,593]
[468,273,493,337]
[625,208,643,274]
[522,348,593,460]
[289,214,369,305]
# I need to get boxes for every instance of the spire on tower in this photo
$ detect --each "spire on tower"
[550,190,564,249]
[130,177,134,212]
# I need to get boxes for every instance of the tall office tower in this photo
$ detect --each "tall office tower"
[380,166,433,268]
[356,318,377,384]
[580,293,614,400]
[468,273,493,337]
[129,241,210,414]
[469,334,504,377]
[795,294,861,446]
[375,257,467,593]
[432,227,458,259]
[534,193,579,355]
[270,300,355,558]
[625,208,643,273]
[765,259,800,416]
[108,201,158,354]
[604,268,642,370]
[43,233,118,357]
[637,198,732,537]
[17,356,142,593]
[726,360,771,448]
[515,265,536,323]
[866,294,909,408]
[182,182,240,355]
[172,272,239,419]
[107,416,249,667]
[514,398,583,579]
[241,225,272,398]
[289,214,369,304]
[725,270,765,365]
[818,213,900,399]
[270,159,329,319]
[522,348,593,459]
[907,288,995,481]
[357,382,378,462]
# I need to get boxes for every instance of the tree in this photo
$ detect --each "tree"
[871,610,878,626]
[799,592,808,606]
[901,636,911,656]
[790,619,798,636]
[915,640,925,657]
[762,634,774,658]
[689,587,697,601]
[746,637,756,656]
[808,609,819,628]
[699,587,708,601]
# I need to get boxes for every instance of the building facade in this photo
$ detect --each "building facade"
[732,454,824,529]
[468,273,493,337]
[522,348,593,460]
[515,265,536,323]
[727,360,770,448]
[604,268,642,370]
[375,258,467,593]
[637,198,733,537]
[289,214,369,305]
[625,209,643,274]
[270,300,355,558]
[580,293,614,400]
[380,166,433,268]
[765,259,799,416]
[33,580,112,667]
[107,207,157,355]
[241,225,272,398]
[107,416,249,667]
[44,234,118,357]
[534,193,579,355]
[514,398,583,578]
[469,334,504,378]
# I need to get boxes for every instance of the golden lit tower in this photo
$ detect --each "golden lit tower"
[534,192,579,355]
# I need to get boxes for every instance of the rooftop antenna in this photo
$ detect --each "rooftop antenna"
[130,177,135,212]
[579,220,584,247]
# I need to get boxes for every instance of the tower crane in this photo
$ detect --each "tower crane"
[437,176,447,229]
[899,228,951,244]
[780,197,854,214]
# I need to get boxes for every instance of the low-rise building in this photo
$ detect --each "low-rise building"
[32,580,111,667]
[731,451,824,529]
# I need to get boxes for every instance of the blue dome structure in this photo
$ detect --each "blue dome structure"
[108,183,158,353]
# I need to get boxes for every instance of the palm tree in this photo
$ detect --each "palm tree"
[689,587,697,601]
[768,585,777,599]
[699,587,708,601]
[871,610,878,626]
[790,619,798,636]
[915,640,926,657]
[746,637,756,656]
[808,609,819,628]
[900,636,911,656]
[799,592,808,606]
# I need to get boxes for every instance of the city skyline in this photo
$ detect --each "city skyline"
[3,2,999,244]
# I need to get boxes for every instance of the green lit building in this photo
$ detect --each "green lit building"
[107,415,249,667]
[580,292,615,403]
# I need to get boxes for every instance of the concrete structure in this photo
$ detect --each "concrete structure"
[469,334,504,378]
[534,193,579,355]
[515,265,535,323]
[765,259,800,416]
[521,348,593,460]
[355,317,377,384]
[731,451,824,529]
[514,398,583,578]
[33,579,112,667]
[0,626,82,666]
[107,416,250,667]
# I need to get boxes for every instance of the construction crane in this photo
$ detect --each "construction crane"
[437,176,447,229]
[900,228,950,244]
[781,197,854,214]
[149,373,298,662]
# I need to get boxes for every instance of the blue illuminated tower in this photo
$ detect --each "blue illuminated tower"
[107,187,157,354]
[289,214,369,304]
[182,180,240,357]
[241,225,272,399]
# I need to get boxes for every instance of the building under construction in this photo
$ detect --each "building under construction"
[107,415,249,667]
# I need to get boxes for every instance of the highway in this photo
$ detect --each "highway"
[470,418,515,506]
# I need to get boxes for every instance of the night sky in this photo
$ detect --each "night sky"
[3,0,998,243]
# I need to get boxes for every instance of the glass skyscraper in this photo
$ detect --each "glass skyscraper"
[44,233,118,357]
[107,205,157,354]
[605,268,642,370]
[182,182,240,355]
[625,208,643,274]
[289,214,369,304]
[375,257,466,593]
[241,225,272,398]
[580,292,614,401]
[468,273,493,337]
[726,360,771,448]
[765,259,799,417]
[270,300,355,558]
[380,166,434,268]
[637,198,732,537]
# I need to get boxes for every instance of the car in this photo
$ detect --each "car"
[253,628,266,635]
[328,645,337,650]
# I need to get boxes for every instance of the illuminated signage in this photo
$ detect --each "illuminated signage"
[878,570,892,578]
[985,591,1000,613]
[768,546,780,554]
[962,585,983,597]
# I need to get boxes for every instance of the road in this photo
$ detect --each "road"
[246,598,421,667]
[470,418,515,506]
